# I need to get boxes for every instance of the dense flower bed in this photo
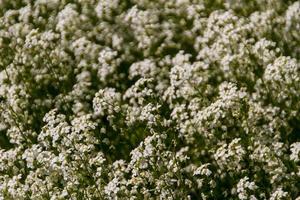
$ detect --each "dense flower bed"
[0,0,299,199]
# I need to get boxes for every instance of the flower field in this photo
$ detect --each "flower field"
[0,0,299,199]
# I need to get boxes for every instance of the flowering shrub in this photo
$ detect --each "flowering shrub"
[0,0,299,199]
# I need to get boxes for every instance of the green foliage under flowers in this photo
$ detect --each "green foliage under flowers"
[0,0,299,199]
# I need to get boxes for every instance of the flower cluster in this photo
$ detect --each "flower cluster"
[0,0,299,199]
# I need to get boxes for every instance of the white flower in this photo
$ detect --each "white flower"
[193,164,212,176]
[270,188,288,200]
[236,177,257,200]
[290,142,300,162]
